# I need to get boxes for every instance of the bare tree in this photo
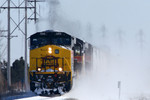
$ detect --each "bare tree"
[0,23,3,94]
[0,65,4,94]
[0,22,6,95]
[0,22,6,61]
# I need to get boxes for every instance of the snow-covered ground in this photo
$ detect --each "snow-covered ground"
[2,90,78,100]
[15,96,77,100]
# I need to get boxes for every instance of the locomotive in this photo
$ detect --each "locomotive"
[29,30,93,95]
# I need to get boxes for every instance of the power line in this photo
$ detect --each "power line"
[0,0,44,91]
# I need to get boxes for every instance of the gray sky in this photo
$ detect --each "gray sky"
[1,0,150,63]
[60,0,150,31]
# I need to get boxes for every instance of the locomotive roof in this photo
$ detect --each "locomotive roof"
[30,30,71,38]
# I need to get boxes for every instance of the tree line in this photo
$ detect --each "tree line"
[0,57,25,93]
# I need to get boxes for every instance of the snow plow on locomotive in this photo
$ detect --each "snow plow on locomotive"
[29,30,93,95]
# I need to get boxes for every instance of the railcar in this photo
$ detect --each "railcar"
[29,30,93,95]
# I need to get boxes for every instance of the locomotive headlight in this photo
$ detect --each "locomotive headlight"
[48,47,52,54]
[37,67,42,72]
[58,67,63,71]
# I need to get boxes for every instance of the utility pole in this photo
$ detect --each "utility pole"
[25,0,28,91]
[7,0,11,87]
[0,0,44,91]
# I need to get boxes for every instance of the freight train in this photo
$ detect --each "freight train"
[29,30,93,95]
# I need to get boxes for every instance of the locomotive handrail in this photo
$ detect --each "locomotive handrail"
[35,56,65,72]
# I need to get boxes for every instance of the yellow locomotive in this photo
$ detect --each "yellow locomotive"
[29,30,93,95]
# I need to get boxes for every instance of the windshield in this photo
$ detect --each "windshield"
[52,37,71,46]
[30,32,71,50]
[30,36,49,50]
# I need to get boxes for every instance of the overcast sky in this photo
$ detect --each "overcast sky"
[60,0,149,27]
[0,0,150,63]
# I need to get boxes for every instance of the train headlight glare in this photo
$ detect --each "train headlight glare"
[48,47,52,54]
[37,67,42,72]
[58,67,62,71]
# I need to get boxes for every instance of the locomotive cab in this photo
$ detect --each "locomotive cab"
[29,30,73,94]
